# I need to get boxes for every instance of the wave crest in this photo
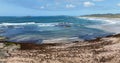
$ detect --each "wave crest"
[0,22,60,27]
[0,22,73,28]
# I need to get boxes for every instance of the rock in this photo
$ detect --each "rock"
[0,37,7,41]
[0,61,5,63]
[0,43,4,49]
[4,44,20,52]
[0,50,9,58]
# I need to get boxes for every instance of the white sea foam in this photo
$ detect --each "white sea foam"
[87,24,120,34]
[79,17,120,24]
[0,22,74,28]
[42,37,83,43]
[80,17,120,34]
[0,22,60,28]
[0,22,36,25]
[37,23,59,27]
[8,34,82,44]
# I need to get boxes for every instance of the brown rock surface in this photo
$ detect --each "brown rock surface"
[1,34,120,63]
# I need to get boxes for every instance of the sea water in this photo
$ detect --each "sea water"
[0,16,113,43]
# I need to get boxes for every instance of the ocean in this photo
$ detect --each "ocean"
[0,16,113,44]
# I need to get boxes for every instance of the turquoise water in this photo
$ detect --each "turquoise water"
[0,16,113,43]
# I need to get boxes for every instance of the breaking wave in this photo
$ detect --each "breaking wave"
[0,22,59,27]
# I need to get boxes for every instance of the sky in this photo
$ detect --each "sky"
[0,0,120,16]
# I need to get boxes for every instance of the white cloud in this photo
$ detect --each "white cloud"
[40,6,45,9]
[117,3,120,6]
[66,4,76,8]
[83,1,95,7]
[92,0,104,2]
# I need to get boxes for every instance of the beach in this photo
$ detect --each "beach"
[79,17,120,33]
[0,33,120,63]
[0,16,120,63]
[0,0,120,63]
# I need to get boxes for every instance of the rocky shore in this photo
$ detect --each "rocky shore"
[0,34,120,63]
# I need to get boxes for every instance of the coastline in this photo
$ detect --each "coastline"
[79,16,120,34]
[0,17,120,63]
[79,16,120,25]
[0,33,120,63]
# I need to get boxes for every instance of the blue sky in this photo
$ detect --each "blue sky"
[0,0,120,16]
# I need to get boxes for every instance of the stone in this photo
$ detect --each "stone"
[0,37,7,41]
[0,43,4,49]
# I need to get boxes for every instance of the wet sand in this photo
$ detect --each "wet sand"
[0,34,120,63]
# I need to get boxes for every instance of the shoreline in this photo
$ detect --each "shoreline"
[79,16,120,24]
[0,16,120,46]
[1,33,120,63]
[79,16,120,34]
[0,33,120,49]
[1,17,120,63]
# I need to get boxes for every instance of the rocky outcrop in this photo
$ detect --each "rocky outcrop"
[1,34,120,63]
